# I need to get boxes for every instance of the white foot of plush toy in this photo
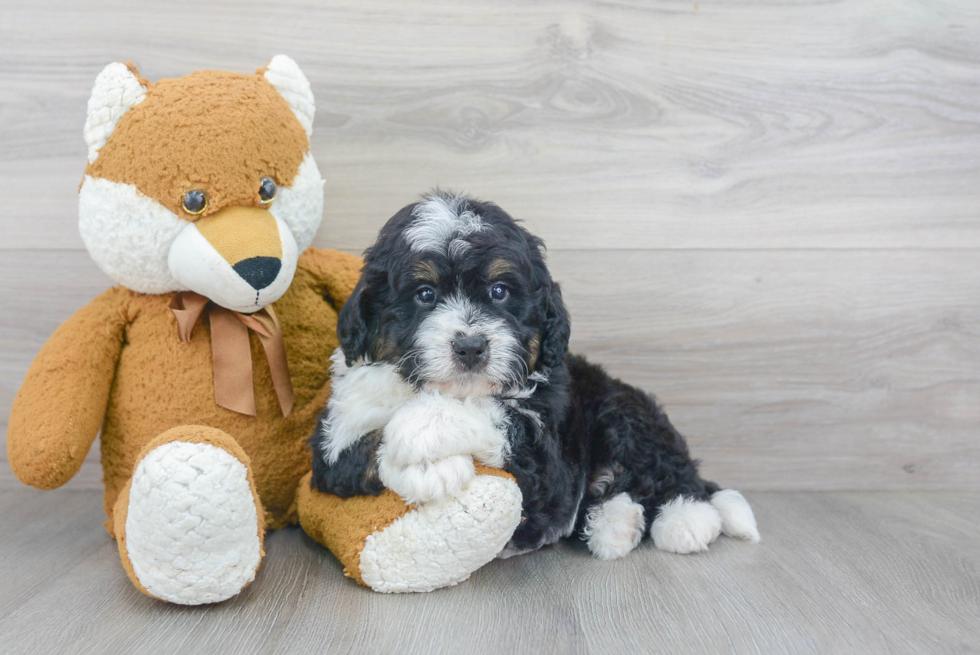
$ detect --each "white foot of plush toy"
[121,438,264,605]
[358,474,523,593]
[299,467,522,594]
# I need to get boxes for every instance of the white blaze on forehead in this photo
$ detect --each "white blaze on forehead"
[405,193,484,255]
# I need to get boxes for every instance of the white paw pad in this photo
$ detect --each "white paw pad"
[583,493,645,560]
[650,496,722,554]
[359,474,523,593]
[125,441,262,605]
[711,489,761,543]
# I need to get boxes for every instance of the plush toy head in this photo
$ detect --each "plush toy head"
[79,55,324,313]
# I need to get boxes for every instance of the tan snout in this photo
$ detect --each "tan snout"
[195,206,283,265]
[196,206,283,291]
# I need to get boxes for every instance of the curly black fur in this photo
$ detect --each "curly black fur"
[310,191,723,556]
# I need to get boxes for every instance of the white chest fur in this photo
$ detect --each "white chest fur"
[319,348,512,504]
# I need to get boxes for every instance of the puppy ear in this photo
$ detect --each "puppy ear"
[337,271,386,366]
[540,281,571,369]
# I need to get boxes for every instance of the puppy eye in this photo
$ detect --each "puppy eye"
[259,177,277,204]
[416,286,437,304]
[182,190,209,215]
[490,283,509,301]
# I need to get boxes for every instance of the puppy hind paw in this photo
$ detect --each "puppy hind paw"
[583,493,645,560]
[650,496,722,554]
[710,489,761,543]
[380,455,476,505]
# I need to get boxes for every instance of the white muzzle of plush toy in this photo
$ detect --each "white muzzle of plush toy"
[168,206,298,313]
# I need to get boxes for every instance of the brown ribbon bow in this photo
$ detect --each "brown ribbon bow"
[170,292,295,417]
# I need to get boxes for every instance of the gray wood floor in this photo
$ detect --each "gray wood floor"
[1,489,978,654]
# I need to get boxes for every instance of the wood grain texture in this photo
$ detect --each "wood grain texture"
[1,489,978,653]
[2,0,979,493]
[0,0,978,251]
[3,248,977,490]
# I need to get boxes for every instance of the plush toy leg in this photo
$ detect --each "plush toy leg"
[113,426,265,605]
[298,465,522,593]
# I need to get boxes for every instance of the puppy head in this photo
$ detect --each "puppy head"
[338,191,570,396]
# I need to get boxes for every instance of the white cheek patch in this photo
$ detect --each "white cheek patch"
[270,152,324,252]
[414,294,523,396]
[405,192,484,255]
[319,348,417,463]
[79,176,186,294]
[167,215,298,313]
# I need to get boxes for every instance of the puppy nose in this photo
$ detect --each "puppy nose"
[233,256,281,290]
[453,335,487,369]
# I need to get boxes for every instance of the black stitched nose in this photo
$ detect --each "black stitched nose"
[453,335,487,369]
[233,257,281,290]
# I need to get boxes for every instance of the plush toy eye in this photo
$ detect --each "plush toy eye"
[490,283,509,301]
[259,177,277,204]
[182,190,209,215]
[416,286,436,304]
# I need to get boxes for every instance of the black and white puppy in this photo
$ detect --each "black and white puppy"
[310,191,759,560]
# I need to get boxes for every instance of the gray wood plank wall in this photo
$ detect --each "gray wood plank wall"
[1,0,978,491]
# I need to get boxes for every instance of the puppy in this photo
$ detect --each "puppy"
[310,191,760,560]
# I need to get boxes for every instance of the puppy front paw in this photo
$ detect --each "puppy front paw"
[381,391,508,467]
[379,454,476,505]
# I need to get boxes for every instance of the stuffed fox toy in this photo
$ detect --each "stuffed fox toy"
[7,56,522,603]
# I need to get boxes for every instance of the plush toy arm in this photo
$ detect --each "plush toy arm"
[297,247,363,310]
[7,287,130,489]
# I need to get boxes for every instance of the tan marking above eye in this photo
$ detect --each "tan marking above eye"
[194,206,282,266]
[411,260,440,285]
[488,258,515,280]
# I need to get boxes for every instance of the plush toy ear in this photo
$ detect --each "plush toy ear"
[83,62,147,164]
[262,55,315,138]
